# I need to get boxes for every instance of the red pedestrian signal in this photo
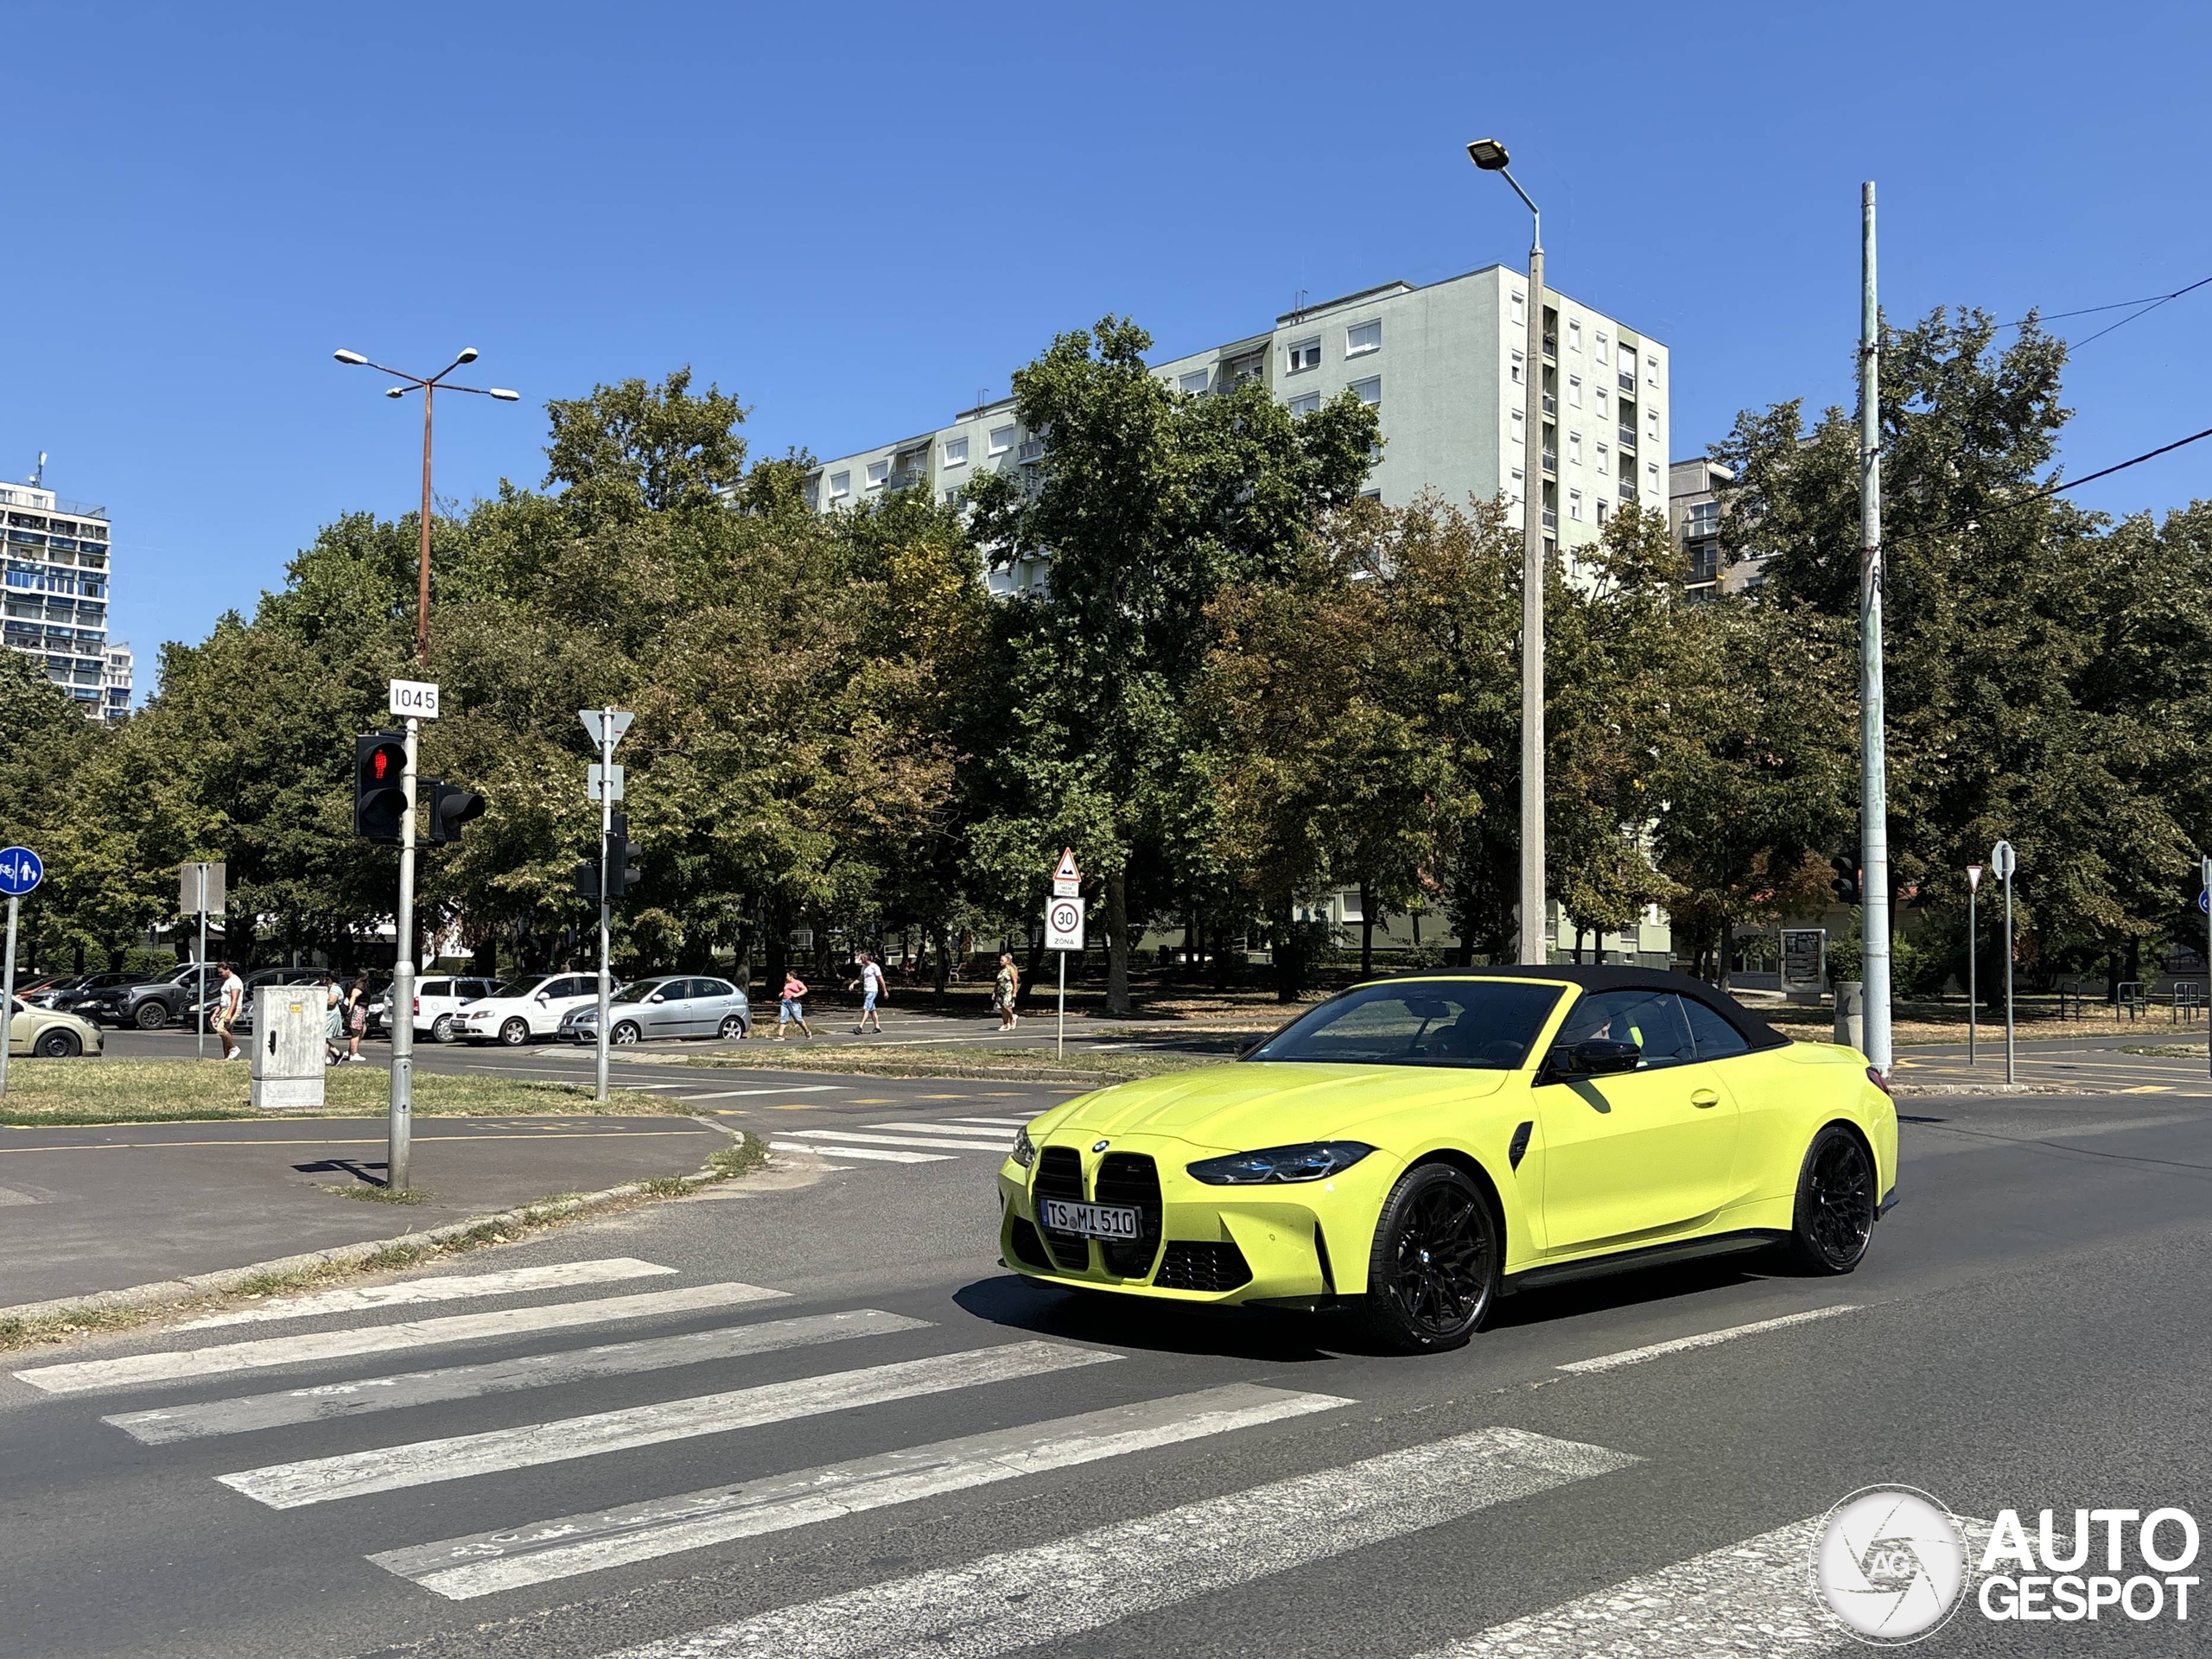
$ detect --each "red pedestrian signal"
[354,732,409,843]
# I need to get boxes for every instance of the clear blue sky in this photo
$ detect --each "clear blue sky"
[10,1,2209,700]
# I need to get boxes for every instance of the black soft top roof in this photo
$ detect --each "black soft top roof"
[1395,965,1794,1052]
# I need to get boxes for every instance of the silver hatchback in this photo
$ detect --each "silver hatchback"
[562,976,751,1045]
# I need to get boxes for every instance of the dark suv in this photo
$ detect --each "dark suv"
[78,963,221,1030]
[28,970,142,1013]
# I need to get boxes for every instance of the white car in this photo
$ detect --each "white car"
[459,973,607,1046]
[414,975,507,1043]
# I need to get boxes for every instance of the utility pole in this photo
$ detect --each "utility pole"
[2202,855,2210,1080]
[1858,182,1893,1077]
[1993,839,2016,1083]
[391,717,418,1190]
[596,709,615,1103]
[1966,863,1982,1065]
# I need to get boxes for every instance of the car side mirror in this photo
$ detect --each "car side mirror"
[648,993,665,1003]
[535,993,550,1003]
[1547,1038,1642,1079]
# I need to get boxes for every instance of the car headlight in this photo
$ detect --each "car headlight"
[1011,1125,1037,1168]
[1186,1141,1376,1185]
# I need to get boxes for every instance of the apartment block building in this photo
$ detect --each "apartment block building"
[1669,456,1776,601]
[0,481,126,720]
[805,265,1669,597]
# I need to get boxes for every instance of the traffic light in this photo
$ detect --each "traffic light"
[424,779,486,844]
[573,855,604,900]
[1829,854,1862,906]
[354,733,408,843]
[606,812,644,899]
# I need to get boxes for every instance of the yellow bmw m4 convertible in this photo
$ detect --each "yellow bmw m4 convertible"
[997,967,1897,1352]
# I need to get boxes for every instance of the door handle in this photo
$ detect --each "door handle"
[1690,1089,1720,1108]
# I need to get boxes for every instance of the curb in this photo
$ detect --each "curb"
[0,1117,754,1328]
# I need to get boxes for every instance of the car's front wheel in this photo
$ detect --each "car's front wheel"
[34,1028,81,1058]
[1787,1126,1876,1274]
[611,1021,642,1046]
[133,1002,168,1030]
[718,1014,747,1040]
[1362,1163,1500,1354]
[499,1018,530,1046]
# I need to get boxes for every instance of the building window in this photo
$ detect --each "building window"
[1350,376,1381,409]
[1595,442,1609,476]
[1567,320,1582,353]
[1647,461,1661,486]
[866,461,888,490]
[1510,350,1525,385]
[1596,500,1609,525]
[988,425,1014,456]
[1511,291,1525,326]
[1568,488,1584,522]
[1646,353,1660,386]
[1596,388,1609,421]
[1345,319,1382,357]
[1179,369,1211,395]
[1568,431,1582,466]
[1510,467,1526,497]
[1359,488,1382,502]
[1287,340,1320,374]
[1287,391,1321,416]
[942,435,969,467]
[1594,332,1610,365]
[1647,408,1660,439]
[1510,409,1525,444]
[1568,375,1582,409]
[944,487,961,506]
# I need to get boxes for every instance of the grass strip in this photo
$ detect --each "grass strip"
[0,1128,767,1353]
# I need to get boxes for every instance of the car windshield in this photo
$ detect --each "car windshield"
[1243,980,1567,1070]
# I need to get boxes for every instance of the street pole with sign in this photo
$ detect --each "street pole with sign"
[1965,863,1982,1066]
[2202,855,2211,1079]
[0,846,44,1101]
[1047,849,1083,1060]
[386,678,440,1192]
[582,708,634,1102]
[1992,840,2016,1084]
[180,861,226,1059]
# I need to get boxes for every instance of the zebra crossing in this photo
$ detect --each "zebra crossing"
[772,1114,1032,1168]
[9,1249,1891,1658]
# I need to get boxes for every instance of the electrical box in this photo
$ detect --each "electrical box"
[251,984,326,1110]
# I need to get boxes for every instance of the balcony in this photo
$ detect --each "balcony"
[1541,452,1558,476]
[1541,393,1557,416]
[1018,438,1046,463]
[1618,371,1636,392]
[1618,426,1637,449]
[1541,510,1559,534]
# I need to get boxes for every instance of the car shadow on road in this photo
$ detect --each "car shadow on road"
[1485,1252,1783,1332]
[951,1274,1339,1363]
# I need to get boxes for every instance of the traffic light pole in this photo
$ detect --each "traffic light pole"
[389,718,418,1192]
[595,709,614,1103]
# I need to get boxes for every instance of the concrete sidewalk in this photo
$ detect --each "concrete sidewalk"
[0,1115,726,1308]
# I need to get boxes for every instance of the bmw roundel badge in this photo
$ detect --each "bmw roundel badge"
[1092,1139,1110,1153]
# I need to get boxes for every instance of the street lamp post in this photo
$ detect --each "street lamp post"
[1468,137,1548,965]
[333,348,517,1187]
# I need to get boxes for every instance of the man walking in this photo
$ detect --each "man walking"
[848,951,887,1034]
[212,962,245,1061]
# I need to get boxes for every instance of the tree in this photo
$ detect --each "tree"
[543,367,750,530]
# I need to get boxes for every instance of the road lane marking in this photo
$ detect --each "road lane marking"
[375,1382,1350,1599]
[1416,1512,1993,1656]
[864,1122,1018,1139]
[782,1129,1011,1153]
[0,1128,711,1155]
[174,1259,676,1331]
[1557,1305,1860,1374]
[771,1141,951,1164]
[942,1116,1037,1128]
[219,1341,1119,1509]
[102,1311,926,1444]
[588,1427,1638,1658]
[676,1085,846,1101]
[13,1281,788,1395]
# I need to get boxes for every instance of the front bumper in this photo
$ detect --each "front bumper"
[995,1135,1396,1306]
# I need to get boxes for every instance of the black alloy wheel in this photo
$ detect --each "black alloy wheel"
[34,1028,81,1058]
[1788,1125,1876,1274]
[1363,1163,1501,1353]
[132,1001,168,1030]
[499,1018,531,1046]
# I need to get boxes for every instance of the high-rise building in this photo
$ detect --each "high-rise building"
[101,641,134,721]
[803,266,1669,596]
[0,481,119,720]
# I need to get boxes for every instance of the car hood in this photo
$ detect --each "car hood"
[1044,1062,1514,1153]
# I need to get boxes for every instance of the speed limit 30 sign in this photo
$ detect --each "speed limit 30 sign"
[1046,896,1085,952]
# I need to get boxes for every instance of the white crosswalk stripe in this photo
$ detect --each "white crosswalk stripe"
[771,1141,950,1165]
[13,1281,788,1395]
[175,1258,677,1331]
[218,1339,1121,1509]
[862,1121,1018,1143]
[586,1426,1637,1658]
[372,1382,1350,1599]
[782,1128,1012,1154]
[103,1309,926,1444]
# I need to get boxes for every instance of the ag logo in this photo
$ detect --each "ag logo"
[1815,1485,1969,1643]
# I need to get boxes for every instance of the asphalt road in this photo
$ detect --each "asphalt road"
[4,1079,2209,1658]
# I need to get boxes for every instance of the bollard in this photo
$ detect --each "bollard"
[1834,979,1866,1054]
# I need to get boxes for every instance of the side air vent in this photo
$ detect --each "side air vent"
[1007,1216,1051,1270]
[1155,1241,1252,1293]
[1509,1121,1533,1171]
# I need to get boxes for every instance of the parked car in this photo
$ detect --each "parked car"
[415,976,507,1043]
[7,995,105,1058]
[562,976,750,1045]
[29,970,141,1012]
[77,963,221,1030]
[459,974,609,1046]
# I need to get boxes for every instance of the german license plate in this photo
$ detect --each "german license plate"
[1039,1198,1141,1241]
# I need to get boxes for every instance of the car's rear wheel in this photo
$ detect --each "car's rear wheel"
[133,1002,168,1030]
[1362,1163,1499,1354]
[34,1028,81,1058]
[431,1014,458,1044]
[1787,1125,1876,1274]
[718,1014,747,1040]
[499,1018,530,1046]
[612,1021,642,1046]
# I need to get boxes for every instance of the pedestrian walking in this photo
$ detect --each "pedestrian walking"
[344,975,371,1063]
[776,969,813,1039]
[212,962,245,1061]
[994,952,1020,1030]
[848,951,887,1033]
[322,975,345,1066]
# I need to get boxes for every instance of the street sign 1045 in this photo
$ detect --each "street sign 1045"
[388,679,441,720]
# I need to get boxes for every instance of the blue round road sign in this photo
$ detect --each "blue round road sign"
[2200,890,2209,916]
[0,847,41,897]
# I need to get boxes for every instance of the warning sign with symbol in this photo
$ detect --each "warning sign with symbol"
[1046,896,1085,952]
[1051,848,1082,898]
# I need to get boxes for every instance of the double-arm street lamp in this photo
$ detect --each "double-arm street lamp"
[1467,137,1548,965]
[333,347,518,665]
